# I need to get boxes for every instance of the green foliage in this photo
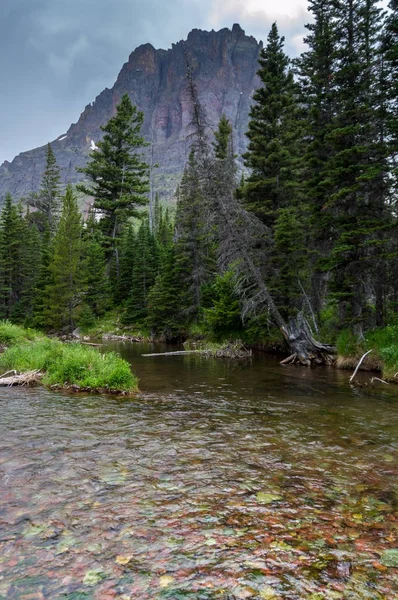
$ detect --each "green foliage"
[174,151,214,321]
[335,329,360,357]
[28,143,61,234]
[77,94,149,257]
[81,215,110,316]
[272,206,309,318]
[213,114,233,160]
[43,344,137,391]
[45,185,84,331]
[243,22,302,227]
[0,196,41,323]
[123,219,158,324]
[114,224,135,306]
[203,271,243,341]
[146,245,184,340]
[0,338,138,392]
[0,320,42,346]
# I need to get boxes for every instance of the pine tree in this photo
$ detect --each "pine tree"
[29,143,61,234]
[213,114,233,160]
[324,0,390,331]
[10,209,42,324]
[123,219,158,324]
[383,0,398,178]
[77,94,149,264]
[297,0,338,313]
[45,185,84,331]
[114,224,136,306]
[174,150,213,321]
[0,195,27,319]
[243,23,302,227]
[81,214,110,317]
[146,244,184,340]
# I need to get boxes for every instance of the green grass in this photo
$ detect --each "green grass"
[0,338,138,393]
[0,320,42,347]
[336,325,398,381]
[335,329,360,357]
[81,310,148,339]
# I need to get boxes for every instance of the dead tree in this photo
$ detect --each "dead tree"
[184,52,335,365]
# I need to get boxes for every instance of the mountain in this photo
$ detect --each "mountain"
[0,24,262,204]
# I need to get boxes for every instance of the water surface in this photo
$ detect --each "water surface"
[0,344,397,599]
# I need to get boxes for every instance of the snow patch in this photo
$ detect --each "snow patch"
[58,135,67,141]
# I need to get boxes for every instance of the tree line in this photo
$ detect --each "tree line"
[1,0,397,359]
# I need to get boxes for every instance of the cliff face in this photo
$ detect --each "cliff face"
[0,24,261,203]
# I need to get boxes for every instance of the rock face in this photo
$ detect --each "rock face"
[0,24,261,204]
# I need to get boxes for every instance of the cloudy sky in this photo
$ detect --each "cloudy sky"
[1,0,311,164]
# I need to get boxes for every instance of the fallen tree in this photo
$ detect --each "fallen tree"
[0,370,42,386]
[184,53,336,365]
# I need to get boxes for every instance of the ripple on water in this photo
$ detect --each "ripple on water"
[0,350,397,599]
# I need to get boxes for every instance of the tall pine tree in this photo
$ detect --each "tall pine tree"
[45,185,84,331]
[77,94,149,267]
[243,23,301,227]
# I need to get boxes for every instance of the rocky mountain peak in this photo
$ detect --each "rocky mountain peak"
[0,25,262,204]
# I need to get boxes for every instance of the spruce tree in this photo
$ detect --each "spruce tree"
[174,150,213,321]
[297,0,338,313]
[383,0,398,177]
[29,143,61,234]
[115,224,136,306]
[0,195,27,319]
[77,94,149,264]
[45,185,84,331]
[81,214,110,317]
[324,0,390,331]
[123,219,158,324]
[146,244,183,340]
[243,23,301,227]
[213,114,233,160]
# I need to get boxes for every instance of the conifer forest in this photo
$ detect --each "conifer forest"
[1,0,398,371]
[2,3,398,599]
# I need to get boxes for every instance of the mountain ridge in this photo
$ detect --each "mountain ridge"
[0,24,262,204]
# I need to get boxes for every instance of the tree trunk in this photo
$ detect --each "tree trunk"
[280,312,336,366]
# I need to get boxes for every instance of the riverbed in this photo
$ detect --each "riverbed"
[0,343,397,599]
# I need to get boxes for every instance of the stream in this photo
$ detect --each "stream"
[0,342,397,599]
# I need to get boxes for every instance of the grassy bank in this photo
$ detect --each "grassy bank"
[0,321,44,347]
[336,326,398,382]
[0,326,138,394]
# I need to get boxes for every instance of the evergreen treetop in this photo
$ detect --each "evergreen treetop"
[77,94,149,249]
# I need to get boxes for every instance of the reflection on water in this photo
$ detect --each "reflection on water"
[0,344,397,599]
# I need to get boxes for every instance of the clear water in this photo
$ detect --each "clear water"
[0,343,397,599]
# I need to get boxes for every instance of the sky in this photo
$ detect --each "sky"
[1,0,311,164]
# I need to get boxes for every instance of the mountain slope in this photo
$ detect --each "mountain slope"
[0,24,261,204]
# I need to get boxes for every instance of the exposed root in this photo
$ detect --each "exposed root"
[280,353,297,365]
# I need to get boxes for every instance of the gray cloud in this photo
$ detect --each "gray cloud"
[0,0,312,164]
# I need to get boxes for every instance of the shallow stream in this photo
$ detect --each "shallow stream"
[0,343,397,599]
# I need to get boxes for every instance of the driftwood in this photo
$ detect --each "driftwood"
[0,370,42,386]
[349,349,373,383]
[142,350,203,357]
[370,376,389,385]
[64,340,102,347]
[102,334,142,342]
